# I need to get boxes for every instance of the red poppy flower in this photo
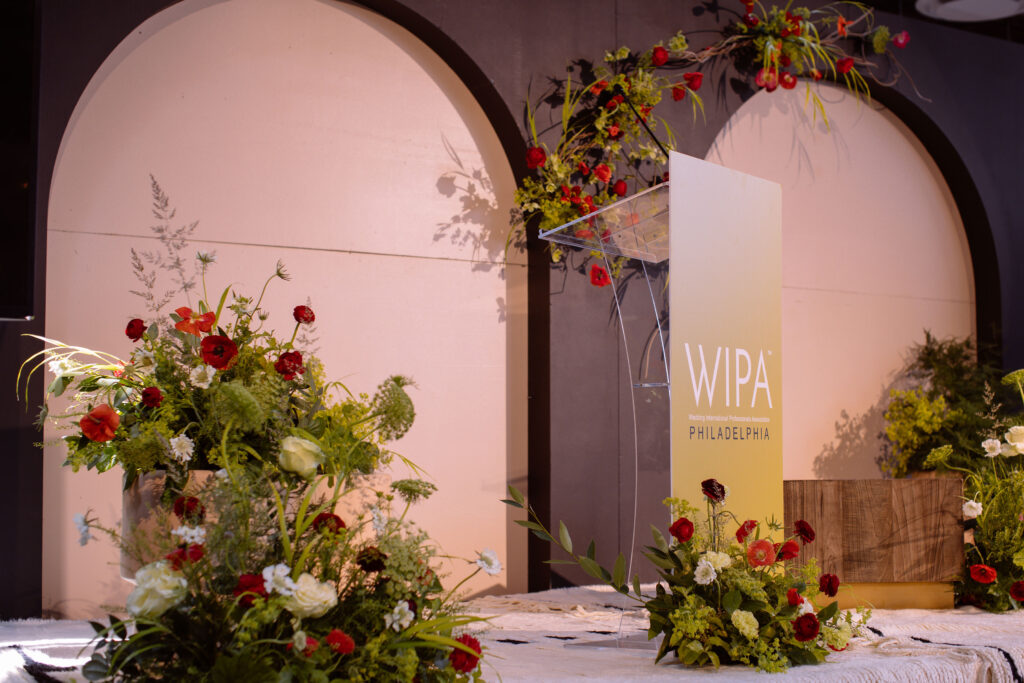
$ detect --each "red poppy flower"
[701,478,726,503]
[810,68,823,81]
[669,517,694,543]
[173,496,205,522]
[449,633,482,674]
[165,543,204,570]
[651,46,669,67]
[577,161,591,176]
[793,613,820,642]
[173,307,216,337]
[747,539,776,567]
[593,164,611,183]
[589,264,611,288]
[140,387,163,408]
[233,573,268,607]
[274,350,305,381]
[743,13,760,27]
[125,318,145,342]
[755,67,779,92]
[672,84,687,101]
[293,305,315,324]
[836,57,855,75]
[683,72,703,91]
[893,30,910,48]
[776,540,799,561]
[779,72,797,89]
[787,588,803,606]
[970,564,997,584]
[287,635,318,657]
[200,335,238,370]
[612,180,628,197]
[590,80,608,95]
[794,520,815,544]
[1010,581,1024,602]
[313,512,346,533]
[80,404,119,442]
[819,573,840,597]
[736,520,758,544]
[326,629,355,655]
[525,146,547,170]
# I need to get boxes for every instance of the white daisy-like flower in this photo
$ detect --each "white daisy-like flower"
[694,558,717,585]
[262,563,297,596]
[476,549,502,576]
[371,506,386,535]
[703,551,732,571]
[962,500,983,520]
[171,525,206,545]
[48,358,75,378]
[169,434,194,464]
[131,348,155,368]
[72,513,93,546]
[384,601,414,632]
[982,439,1002,457]
[189,364,218,389]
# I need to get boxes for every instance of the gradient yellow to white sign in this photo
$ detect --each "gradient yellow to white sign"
[669,151,783,528]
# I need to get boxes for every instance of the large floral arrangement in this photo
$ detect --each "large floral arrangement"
[24,253,495,681]
[505,478,867,672]
[511,0,911,286]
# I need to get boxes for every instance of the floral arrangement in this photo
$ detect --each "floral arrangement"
[24,225,495,679]
[505,478,868,672]
[923,368,1024,612]
[511,0,911,286]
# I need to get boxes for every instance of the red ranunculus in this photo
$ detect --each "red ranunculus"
[578,161,591,176]
[819,573,840,597]
[140,387,163,408]
[612,179,628,197]
[590,80,608,95]
[1010,581,1024,602]
[125,318,145,342]
[593,163,611,183]
[794,520,815,544]
[893,30,910,48]
[200,335,238,370]
[357,546,388,573]
[449,633,482,674]
[80,404,119,442]
[651,46,669,66]
[793,613,820,642]
[313,512,346,534]
[589,264,611,288]
[274,350,305,381]
[970,564,997,584]
[701,478,726,503]
[747,539,776,567]
[743,13,760,27]
[173,307,216,337]
[672,84,687,101]
[173,496,205,522]
[326,628,355,655]
[776,540,799,561]
[526,146,547,170]
[293,305,315,324]
[669,517,694,544]
[736,520,758,544]
[165,544,204,570]
[787,587,803,606]
[233,573,267,607]
[836,57,855,75]
[683,72,703,91]
[779,72,797,90]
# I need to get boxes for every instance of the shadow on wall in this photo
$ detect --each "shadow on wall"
[812,380,897,480]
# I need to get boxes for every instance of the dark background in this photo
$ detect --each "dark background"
[3,0,1022,615]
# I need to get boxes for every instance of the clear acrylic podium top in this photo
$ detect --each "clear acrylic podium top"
[538,182,669,264]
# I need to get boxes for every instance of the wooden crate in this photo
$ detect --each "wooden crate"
[784,479,963,609]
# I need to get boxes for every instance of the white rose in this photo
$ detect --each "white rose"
[962,500,983,520]
[282,573,338,619]
[1005,426,1024,454]
[694,558,717,585]
[982,439,1002,457]
[126,561,187,619]
[278,436,325,479]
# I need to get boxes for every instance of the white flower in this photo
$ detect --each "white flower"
[962,500,983,520]
[169,434,195,464]
[1002,442,1017,458]
[277,436,324,479]
[982,439,1003,457]
[476,549,502,576]
[126,561,187,618]
[798,600,815,616]
[72,513,93,546]
[97,377,120,387]
[171,525,206,545]
[262,563,297,596]
[731,609,759,640]
[371,506,386,535]
[131,349,155,370]
[189,364,218,389]
[1005,426,1024,454]
[384,601,414,631]
[283,573,338,619]
[215,468,229,481]
[694,558,717,585]
[48,358,75,378]
[703,551,732,571]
